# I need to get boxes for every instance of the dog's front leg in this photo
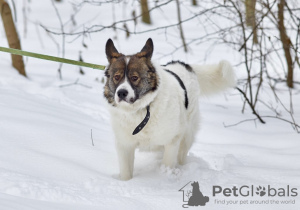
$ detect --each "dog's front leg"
[162,138,181,168]
[116,141,136,181]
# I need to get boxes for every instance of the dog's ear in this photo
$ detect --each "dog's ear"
[105,39,121,63]
[138,38,153,59]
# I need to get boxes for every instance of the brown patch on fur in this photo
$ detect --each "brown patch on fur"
[106,38,123,63]
[127,54,158,96]
[103,56,126,105]
[136,51,147,58]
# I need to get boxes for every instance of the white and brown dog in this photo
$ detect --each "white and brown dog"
[104,38,235,180]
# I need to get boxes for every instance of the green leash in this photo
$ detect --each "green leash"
[0,46,106,70]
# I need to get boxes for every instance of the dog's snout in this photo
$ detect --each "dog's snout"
[117,89,128,100]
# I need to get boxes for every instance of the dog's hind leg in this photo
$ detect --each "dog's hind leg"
[162,136,181,168]
[178,113,199,165]
[178,138,188,165]
[116,142,136,181]
[178,133,194,165]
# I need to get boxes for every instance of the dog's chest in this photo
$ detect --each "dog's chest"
[110,107,176,146]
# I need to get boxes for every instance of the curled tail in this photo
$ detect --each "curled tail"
[191,60,236,96]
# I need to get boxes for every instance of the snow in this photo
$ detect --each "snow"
[0,0,300,209]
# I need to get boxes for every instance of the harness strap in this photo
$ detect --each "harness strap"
[164,69,189,109]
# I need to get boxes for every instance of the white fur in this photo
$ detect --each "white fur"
[191,60,236,96]
[106,60,236,180]
[115,78,135,104]
[125,56,130,65]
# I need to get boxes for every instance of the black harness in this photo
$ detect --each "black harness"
[164,69,189,109]
[132,69,188,135]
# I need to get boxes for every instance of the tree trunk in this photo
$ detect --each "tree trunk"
[245,0,258,44]
[0,0,26,76]
[141,0,151,24]
[192,0,197,6]
[278,0,293,88]
[176,0,188,52]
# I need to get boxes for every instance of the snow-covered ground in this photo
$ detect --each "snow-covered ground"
[0,1,300,209]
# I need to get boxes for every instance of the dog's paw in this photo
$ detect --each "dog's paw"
[111,174,120,180]
[160,165,182,180]
[119,174,132,181]
[112,173,132,181]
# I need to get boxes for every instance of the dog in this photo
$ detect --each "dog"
[103,38,235,180]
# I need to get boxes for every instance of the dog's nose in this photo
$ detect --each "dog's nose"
[117,89,128,100]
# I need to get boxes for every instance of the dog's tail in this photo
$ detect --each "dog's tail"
[191,60,236,96]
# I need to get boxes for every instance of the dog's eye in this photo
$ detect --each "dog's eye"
[114,75,120,81]
[131,76,139,82]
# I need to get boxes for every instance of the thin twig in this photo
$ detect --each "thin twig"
[91,129,94,146]
[175,0,188,52]
[223,118,258,128]
[59,78,92,88]
[224,115,300,132]
[40,5,224,36]
[236,87,265,123]
[51,0,65,80]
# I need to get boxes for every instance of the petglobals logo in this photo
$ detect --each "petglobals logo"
[179,181,209,208]
[178,183,298,208]
[212,185,298,197]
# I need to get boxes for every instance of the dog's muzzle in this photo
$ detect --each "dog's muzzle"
[117,89,128,100]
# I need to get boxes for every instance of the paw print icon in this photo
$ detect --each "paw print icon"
[256,186,266,196]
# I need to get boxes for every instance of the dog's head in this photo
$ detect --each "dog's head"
[103,38,159,110]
